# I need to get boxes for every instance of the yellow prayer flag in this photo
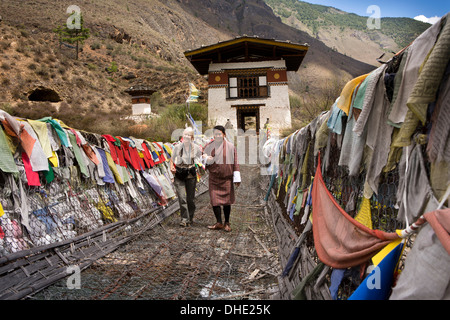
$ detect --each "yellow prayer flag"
[49,151,59,167]
[189,83,199,96]
[337,74,370,115]
[187,83,200,102]
[105,151,123,184]
[371,238,403,267]
[285,174,292,192]
[355,196,373,229]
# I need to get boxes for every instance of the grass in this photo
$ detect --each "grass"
[137,102,209,142]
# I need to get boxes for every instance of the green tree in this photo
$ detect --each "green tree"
[107,61,118,73]
[53,11,90,59]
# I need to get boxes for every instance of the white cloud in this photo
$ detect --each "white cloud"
[414,15,441,24]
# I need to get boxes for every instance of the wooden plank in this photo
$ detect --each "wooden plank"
[248,226,272,257]
[230,251,263,259]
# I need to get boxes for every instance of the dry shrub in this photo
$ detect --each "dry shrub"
[140,115,186,142]
[14,101,58,120]
[282,75,346,137]
[142,103,208,142]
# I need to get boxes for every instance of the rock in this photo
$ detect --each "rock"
[122,72,137,80]
[109,25,131,44]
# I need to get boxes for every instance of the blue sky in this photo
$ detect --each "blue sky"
[302,0,449,21]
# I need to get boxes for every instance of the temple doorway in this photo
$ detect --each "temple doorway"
[236,105,261,135]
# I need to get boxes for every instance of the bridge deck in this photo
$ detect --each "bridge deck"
[31,165,282,300]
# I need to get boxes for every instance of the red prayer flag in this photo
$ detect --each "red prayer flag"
[141,142,155,168]
[424,209,450,255]
[312,155,398,269]
[22,152,41,186]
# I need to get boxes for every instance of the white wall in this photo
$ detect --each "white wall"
[208,60,291,134]
[132,103,152,115]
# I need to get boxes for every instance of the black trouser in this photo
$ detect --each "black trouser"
[174,176,197,222]
[212,205,231,224]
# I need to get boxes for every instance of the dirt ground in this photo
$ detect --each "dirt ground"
[30,163,282,300]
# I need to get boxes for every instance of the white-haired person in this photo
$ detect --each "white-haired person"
[170,127,202,227]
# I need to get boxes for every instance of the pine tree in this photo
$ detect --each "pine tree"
[53,12,90,59]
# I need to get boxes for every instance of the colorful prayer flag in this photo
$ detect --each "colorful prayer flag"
[186,83,199,103]
[348,241,404,300]
[311,155,399,269]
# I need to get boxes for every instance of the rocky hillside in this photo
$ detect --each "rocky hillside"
[177,0,375,92]
[0,0,427,136]
[265,0,431,66]
[0,0,228,135]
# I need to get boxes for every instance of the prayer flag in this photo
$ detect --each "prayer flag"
[372,238,403,267]
[22,152,41,186]
[311,155,399,269]
[355,197,373,229]
[337,74,370,115]
[348,241,404,300]
[186,83,199,103]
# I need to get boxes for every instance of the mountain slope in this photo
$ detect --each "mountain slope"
[177,0,376,93]
[265,0,430,66]
[0,0,226,135]
[0,0,428,136]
